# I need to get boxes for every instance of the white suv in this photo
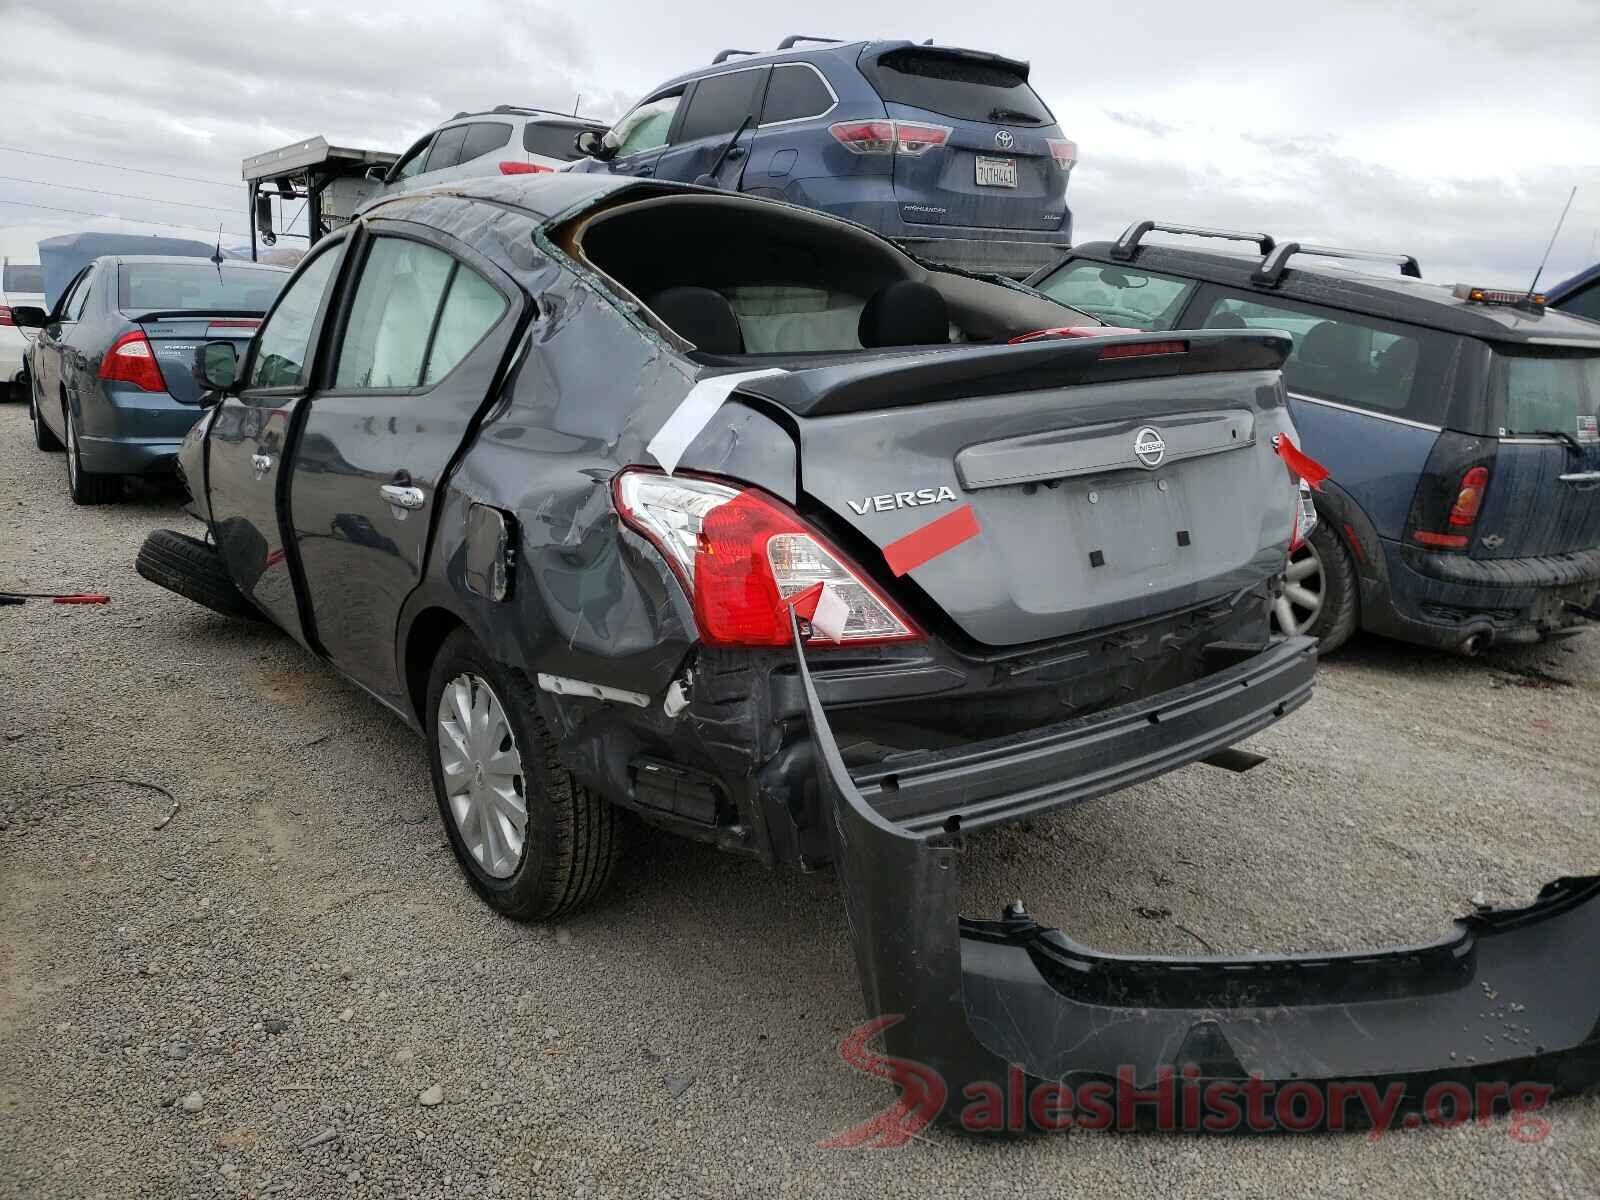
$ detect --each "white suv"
[378,107,607,197]
[1,257,44,400]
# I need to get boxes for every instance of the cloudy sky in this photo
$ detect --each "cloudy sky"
[0,0,1595,288]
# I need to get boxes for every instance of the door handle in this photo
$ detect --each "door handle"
[379,483,426,510]
[1559,471,1600,484]
[634,164,654,176]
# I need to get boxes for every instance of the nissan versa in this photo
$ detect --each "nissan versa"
[137,175,1600,1130]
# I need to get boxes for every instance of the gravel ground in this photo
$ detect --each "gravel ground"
[2,399,1598,1198]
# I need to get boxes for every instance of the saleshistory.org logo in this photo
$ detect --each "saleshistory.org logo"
[818,1016,1556,1147]
[1133,426,1166,468]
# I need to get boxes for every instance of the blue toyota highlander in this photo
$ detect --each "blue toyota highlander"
[1029,223,1600,656]
[569,35,1076,277]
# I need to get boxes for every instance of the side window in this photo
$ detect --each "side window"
[390,135,434,181]
[1036,261,1195,331]
[610,93,682,157]
[524,122,590,161]
[334,239,455,389]
[69,273,94,320]
[675,69,768,143]
[422,266,508,384]
[55,270,88,321]
[247,247,341,389]
[1201,294,1423,413]
[424,125,470,173]
[459,122,512,163]
[761,64,835,124]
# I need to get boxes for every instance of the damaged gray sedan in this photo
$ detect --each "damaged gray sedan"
[139,175,1600,1131]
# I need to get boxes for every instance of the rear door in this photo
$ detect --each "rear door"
[653,67,769,187]
[207,238,348,642]
[447,121,514,180]
[745,62,840,199]
[1478,347,1600,557]
[287,225,519,701]
[859,46,1066,233]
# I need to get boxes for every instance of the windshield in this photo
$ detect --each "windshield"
[1035,261,1195,331]
[863,49,1054,125]
[117,262,287,314]
[3,262,43,293]
[1493,348,1600,439]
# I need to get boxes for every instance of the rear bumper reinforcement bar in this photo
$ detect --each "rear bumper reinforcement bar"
[793,619,1600,1134]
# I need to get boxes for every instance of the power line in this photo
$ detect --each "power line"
[0,145,237,190]
[0,198,251,239]
[0,175,239,215]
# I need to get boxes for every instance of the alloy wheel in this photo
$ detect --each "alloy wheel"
[1273,539,1325,636]
[66,410,79,488]
[436,672,529,879]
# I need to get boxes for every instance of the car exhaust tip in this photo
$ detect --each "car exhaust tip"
[1458,625,1495,656]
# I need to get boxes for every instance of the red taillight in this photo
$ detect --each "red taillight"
[498,161,552,175]
[98,330,167,392]
[1009,325,1141,344]
[1448,466,1489,526]
[1097,340,1187,360]
[0,306,13,327]
[1045,137,1077,172]
[1413,530,1470,549]
[613,471,921,647]
[828,120,950,156]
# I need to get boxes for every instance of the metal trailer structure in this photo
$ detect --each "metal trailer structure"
[241,137,398,262]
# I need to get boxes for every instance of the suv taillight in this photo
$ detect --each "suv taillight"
[828,120,950,157]
[613,471,921,647]
[98,330,167,392]
[1405,432,1496,553]
[1045,137,1077,172]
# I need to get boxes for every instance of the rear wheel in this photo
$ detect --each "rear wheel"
[1271,520,1359,654]
[65,406,120,505]
[425,629,619,920]
[30,382,62,451]
[135,528,265,621]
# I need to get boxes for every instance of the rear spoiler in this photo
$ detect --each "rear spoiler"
[126,309,266,323]
[737,331,1293,418]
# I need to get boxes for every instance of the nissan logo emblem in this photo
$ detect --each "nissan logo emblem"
[1133,427,1166,468]
[994,130,1014,150]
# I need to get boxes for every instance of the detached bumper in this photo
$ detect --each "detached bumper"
[796,623,1600,1133]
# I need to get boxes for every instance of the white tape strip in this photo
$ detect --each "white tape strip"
[646,368,787,475]
[810,583,850,642]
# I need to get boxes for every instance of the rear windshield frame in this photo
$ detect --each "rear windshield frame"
[860,48,1054,126]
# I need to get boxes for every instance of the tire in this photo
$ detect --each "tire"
[1272,519,1360,654]
[30,383,62,451]
[425,628,619,921]
[65,405,120,505]
[135,528,265,622]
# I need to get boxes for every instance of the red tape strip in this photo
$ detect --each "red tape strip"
[1274,433,1330,491]
[882,503,981,577]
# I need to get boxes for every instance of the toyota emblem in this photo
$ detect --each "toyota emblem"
[1133,427,1166,468]
[994,130,1014,150]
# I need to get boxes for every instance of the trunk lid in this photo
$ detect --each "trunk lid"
[133,315,261,405]
[1477,346,1600,558]
[739,333,1298,647]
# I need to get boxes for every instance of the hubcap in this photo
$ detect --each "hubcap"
[436,673,528,879]
[1273,540,1325,636]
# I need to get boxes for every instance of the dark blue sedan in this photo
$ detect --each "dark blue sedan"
[17,254,289,504]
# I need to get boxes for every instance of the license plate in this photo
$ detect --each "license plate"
[975,156,1017,188]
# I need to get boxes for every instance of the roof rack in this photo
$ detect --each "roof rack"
[1252,243,1421,287]
[711,48,759,64]
[776,34,841,50]
[1110,221,1276,261]
[450,105,597,121]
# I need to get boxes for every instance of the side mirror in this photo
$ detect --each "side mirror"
[255,193,278,248]
[574,129,614,160]
[196,340,240,400]
[7,305,47,330]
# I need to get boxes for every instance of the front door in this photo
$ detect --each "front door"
[287,226,520,702]
[33,267,89,416]
[206,237,347,642]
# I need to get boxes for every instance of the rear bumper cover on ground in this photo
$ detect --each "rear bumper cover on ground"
[795,620,1600,1133]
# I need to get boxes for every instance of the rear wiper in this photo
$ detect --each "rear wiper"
[1508,428,1586,453]
[988,108,1043,125]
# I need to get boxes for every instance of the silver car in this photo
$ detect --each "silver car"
[377,106,607,196]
